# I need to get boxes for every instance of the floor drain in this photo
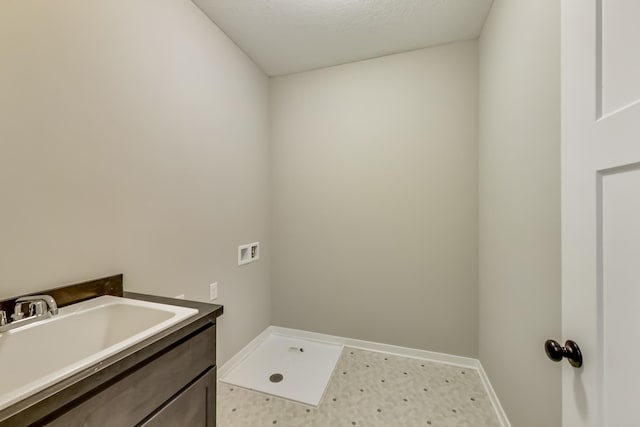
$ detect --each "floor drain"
[269,373,284,383]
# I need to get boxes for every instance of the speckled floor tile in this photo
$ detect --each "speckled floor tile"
[218,347,501,427]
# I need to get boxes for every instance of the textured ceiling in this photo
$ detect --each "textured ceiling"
[193,0,494,76]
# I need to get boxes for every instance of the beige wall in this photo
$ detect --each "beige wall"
[270,41,479,357]
[478,1,561,426]
[0,0,271,364]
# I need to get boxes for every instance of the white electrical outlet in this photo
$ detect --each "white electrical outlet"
[174,294,185,300]
[209,282,218,301]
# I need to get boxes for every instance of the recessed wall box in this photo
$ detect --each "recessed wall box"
[238,242,260,266]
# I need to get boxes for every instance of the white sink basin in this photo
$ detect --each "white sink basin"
[0,295,198,411]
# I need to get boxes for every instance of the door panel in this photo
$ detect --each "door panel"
[601,165,640,427]
[599,0,640,117]
[562,0,640,426]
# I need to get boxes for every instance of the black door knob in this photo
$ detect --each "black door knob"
[545,339,583,368]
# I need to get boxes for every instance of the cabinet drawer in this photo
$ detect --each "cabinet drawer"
[47,325,215,427]
[141,368,215,427]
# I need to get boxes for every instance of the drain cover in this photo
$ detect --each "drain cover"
[269,373,284,383]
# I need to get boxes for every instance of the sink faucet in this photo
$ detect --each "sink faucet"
[0,294,59,332]
[13,295,58,319]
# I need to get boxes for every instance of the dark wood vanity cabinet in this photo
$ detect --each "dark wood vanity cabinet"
[46,324,217,427]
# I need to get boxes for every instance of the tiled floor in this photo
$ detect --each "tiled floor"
[217,347,501,427]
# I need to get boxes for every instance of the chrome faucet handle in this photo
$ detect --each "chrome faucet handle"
[29,300,48,317]
[0,311,7,326]
[11,303,25,321]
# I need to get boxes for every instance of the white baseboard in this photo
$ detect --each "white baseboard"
[218,325,511,427]
[475,359,511,427]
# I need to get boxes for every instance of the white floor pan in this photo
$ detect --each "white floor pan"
[219,333,343,406]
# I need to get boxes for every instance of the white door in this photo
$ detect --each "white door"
[562,0,640,426]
